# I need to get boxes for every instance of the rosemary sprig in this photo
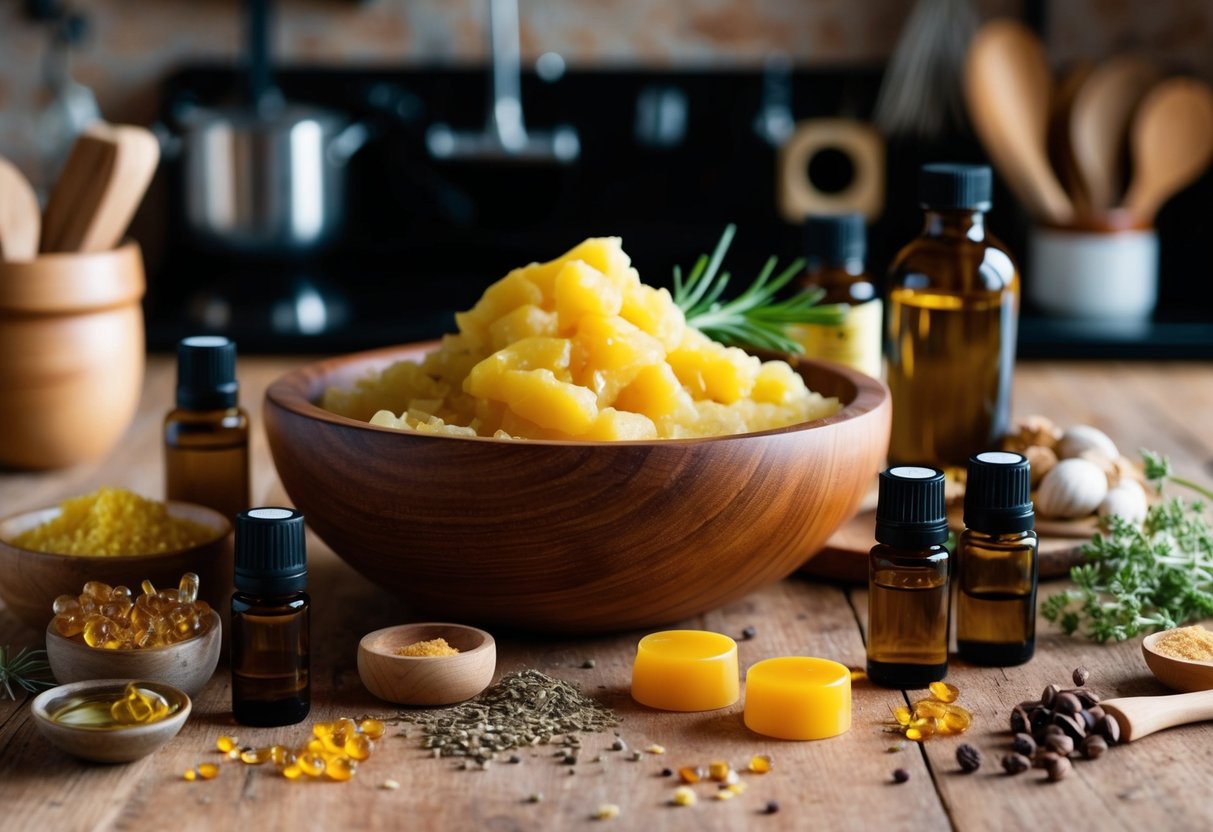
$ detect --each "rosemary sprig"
[672,224,845,354]
[0,645,54,700]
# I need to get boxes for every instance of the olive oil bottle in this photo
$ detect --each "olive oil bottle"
[867,465,951,688]
[956,450,1038,666]
[885,164,1019,469]
[790,213,882,379]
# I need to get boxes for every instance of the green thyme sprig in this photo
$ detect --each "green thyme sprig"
[673,224,845,354]
[0,646,54,700]
[1041,450,1213,642]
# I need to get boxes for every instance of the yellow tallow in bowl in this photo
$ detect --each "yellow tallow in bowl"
[265,343,889,633]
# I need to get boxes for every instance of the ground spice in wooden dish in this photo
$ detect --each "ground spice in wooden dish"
[1153,625,1213,661]
[396,669,620,765]
[396,638,459,657]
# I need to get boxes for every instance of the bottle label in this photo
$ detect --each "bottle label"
[790,299,883,378]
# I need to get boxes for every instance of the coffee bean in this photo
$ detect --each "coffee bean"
[1041,684,1060,707]
[1098,714,1121,745]
[1046,755,1072,782]
[1033,751,1060,770]
[1012,733,1036,757]
[1072,667,1091,686]
[956,744,982,773]
[1001,753,1030,775]
[1010,706,1030,735]
[1045,733,1074,756]
[1054,692,1081,716]
[1081,735,1108,759]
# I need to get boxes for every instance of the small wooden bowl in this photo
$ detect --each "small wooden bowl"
[0,242,145,469]
[0,501,232,634]
[357,622,496,706]
[265,342,890,633]
[1142,629,1213,692]
[46,609,222,697]
[31,679,191,763]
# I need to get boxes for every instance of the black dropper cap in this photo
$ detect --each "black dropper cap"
[234,507,307,595]
[875,466,949,549]
[919,163,993,211]
[176,335,238,410]
[964,451,1034,534]
[803,213,866,268]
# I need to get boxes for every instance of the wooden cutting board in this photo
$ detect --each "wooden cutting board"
[801,485,1094,583]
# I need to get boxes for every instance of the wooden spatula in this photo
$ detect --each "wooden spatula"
[40,122,160,253]
[1122,78,1213,224]
[0,155,41,261]
[1101,688,1213,742]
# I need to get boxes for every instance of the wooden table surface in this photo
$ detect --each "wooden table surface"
[2,355,1212,832]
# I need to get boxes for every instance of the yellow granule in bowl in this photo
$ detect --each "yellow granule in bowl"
[396,637,460,657]
[12,488,216,556]
[1154,625,1213,662]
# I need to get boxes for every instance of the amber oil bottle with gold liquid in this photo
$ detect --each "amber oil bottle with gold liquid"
[867,466,951,688]
[231,507,310,727]
[789,213,882,379]
[165,336,250,522]
[886,164,1019,469]
[957,450,1038,666]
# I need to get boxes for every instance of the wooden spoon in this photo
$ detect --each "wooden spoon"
[1070,56,1160,213]
[40,122,160,253]
[0,155,41,261]
[1101,689,1213,742]
[965,19,1074,225]
[1048,60,1096,216]
[1122,77,1213,224]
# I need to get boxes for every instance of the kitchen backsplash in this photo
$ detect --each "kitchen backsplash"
[3,0,1213,186]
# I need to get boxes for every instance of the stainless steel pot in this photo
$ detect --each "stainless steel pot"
[178,102,369,254]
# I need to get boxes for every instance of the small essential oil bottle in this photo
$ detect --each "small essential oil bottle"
[164,335,251,522]
[956,450,1038,666]
[231,507,311,727]
[867,465,951,688]
[791,213,883,379]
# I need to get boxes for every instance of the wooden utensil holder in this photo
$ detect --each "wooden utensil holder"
[0,243,145,469]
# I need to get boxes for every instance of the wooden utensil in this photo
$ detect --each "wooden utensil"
[965,19,1074,225]
[1122,77,1213,223]
[0,155,41,261]
[40,122,160,253]
[1140,628,1213,693]
[1069,56,1159,213]
[1101,689,1213,742]
[1048,61,1095,215]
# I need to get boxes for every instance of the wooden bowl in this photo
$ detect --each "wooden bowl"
[265,342,890,633]
[0,501,232,634]
[0,243,145,469]
[358,622,496,706]
[32,679,191,763]
[1142,629,1213,692]
[46,609,221,697]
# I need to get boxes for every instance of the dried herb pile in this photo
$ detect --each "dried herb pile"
[397,669,620,762]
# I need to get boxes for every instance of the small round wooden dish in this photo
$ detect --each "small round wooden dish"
[1142,629,1213,693]
[32,679,191,763]
[45,609,222,697]
[357,622,496,706]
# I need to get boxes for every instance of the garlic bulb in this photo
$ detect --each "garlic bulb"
[1057,425,1119,462]
[1036,458,1109,519]
[1099,481,1148,525]
[1023,445,1058,486]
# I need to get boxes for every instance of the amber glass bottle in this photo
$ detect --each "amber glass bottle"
[231,507,310,727]
[885,164,1019,469]
[164,336,250,522]
[867,465,951,688]
[957,450,1038,666]
[791,213,882,379]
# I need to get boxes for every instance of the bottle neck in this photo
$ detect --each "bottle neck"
[922,209,987,242]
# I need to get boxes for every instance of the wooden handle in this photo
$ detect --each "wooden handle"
[1101,689,1213,742]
